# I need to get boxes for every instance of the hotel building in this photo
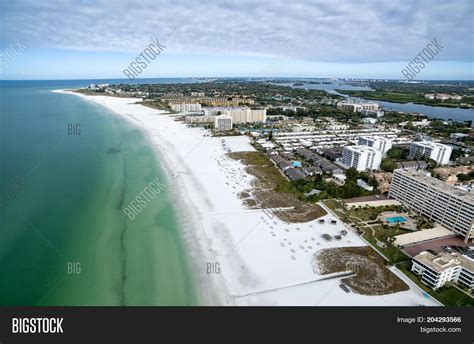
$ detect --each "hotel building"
[411,251,473,292]
[358,136,392,155]
[408,141,452,165]
[389,169,474,242]
[341,145,382,171]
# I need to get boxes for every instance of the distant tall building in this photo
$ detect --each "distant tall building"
[214,115,233,132]
[358,136,392,155]
[341,145,382,171]
[408,141,452,165]
[389,169,474,242]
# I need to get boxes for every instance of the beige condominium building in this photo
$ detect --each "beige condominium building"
[389,169,474,242]
[203,107,266,124]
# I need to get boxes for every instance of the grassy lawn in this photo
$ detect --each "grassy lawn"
[361,226,410,264]
[398,263,474,306]
[324,200,410,264]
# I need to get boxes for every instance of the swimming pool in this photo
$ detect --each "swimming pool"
[386,216,407,224]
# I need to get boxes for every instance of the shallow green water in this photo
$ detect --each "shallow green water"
[0,81,196,305]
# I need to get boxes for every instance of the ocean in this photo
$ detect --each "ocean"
[0,79,197,305]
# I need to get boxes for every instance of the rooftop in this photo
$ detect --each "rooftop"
[414,250,474,273]
[412,140,450,149]
[344,145,381,154]
[394,169,474,203]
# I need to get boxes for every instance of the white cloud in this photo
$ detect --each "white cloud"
[1,0,472,62]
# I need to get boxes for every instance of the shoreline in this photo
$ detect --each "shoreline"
[54,89,231,305]
[56,89,441,306]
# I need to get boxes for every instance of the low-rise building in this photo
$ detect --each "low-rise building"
[185,115,215,124]
[337,101,380,113]
[411,251,473,292]
[285,167,305,181]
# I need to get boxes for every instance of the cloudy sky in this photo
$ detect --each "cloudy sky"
[1,0,473,80]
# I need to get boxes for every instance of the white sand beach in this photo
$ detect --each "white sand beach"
[57,90,440,306]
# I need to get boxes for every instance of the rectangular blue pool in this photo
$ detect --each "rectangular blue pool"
[386,216,407,224]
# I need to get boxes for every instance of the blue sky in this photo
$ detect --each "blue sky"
[1,0,473,80]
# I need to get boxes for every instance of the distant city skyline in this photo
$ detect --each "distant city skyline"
[1,0,473,80]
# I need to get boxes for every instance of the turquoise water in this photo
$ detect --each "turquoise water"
[386,216,407,224]
[0,80,197,305]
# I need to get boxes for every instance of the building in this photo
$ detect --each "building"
[185,115,215,124]
[408,141,452,165]
[341,146,382,171]
[361,118,377,125]
[214,115,233,132]
[357,179,374,191]
[358,136,392,155]
[395,160,428,171]
[165,97,254,106]
[285,167,305,181]
[337,101,380,113]
[425,93,462,101]
[411,251,473,292]
[450,133,469,140]
[204,107,266,124]
[191,91,205,97]
[388,169,474,242]
[170,103,202,113]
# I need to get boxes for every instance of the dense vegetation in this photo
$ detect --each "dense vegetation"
[277,168,378,201]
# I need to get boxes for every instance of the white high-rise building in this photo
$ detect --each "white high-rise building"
[408,141,452,165]
[341,145,382,171]
[214,115,233,132]
[389,169,474,242]
[358,136,392,155]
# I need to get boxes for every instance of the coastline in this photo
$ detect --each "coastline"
[57,90,441,306]
[54,89,231,305]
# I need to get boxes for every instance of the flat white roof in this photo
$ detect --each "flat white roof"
[394,226,454,246]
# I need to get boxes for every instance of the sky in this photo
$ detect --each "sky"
[0,0,473,80]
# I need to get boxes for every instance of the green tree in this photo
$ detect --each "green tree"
[381,158,397,172]
[345,167,359,181]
